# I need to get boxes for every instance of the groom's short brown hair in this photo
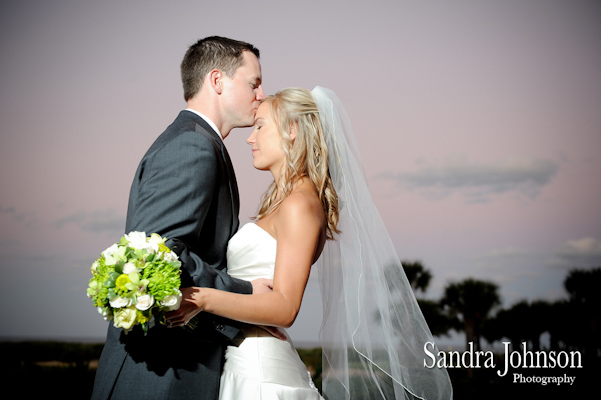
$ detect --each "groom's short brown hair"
[181,36,260,101]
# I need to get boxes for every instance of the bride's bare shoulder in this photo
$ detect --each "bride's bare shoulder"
[276,185,325,231]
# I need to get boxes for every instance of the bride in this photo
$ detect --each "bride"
[167,87,453,399]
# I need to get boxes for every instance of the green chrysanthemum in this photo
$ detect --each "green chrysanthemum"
[145,261,182,301]
[88,256,114,304]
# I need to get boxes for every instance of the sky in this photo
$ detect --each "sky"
[0,0,600,349]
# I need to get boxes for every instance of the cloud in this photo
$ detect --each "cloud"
[382,156,558,202]
[547,237,601,269]
[54,208,124,233]
[0,206,16,214]
[472,246,540,281]
[0,204,31,223]
[471,246,577,306]
[474,246,534,264]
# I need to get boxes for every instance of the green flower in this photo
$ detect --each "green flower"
[145,262,181,301]
[115,274,130,291]
[136,310,151,325]
[149,233,170,253]
[87,279,100,297]
[105,245,127,266]
[125,272,150,294]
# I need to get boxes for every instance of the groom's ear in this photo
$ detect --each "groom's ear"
[208,69,223,94]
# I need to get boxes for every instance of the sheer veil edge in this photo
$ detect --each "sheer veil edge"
[312,86,453,400]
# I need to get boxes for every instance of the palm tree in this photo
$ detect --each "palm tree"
[400,260,457,336]
[546,299,574,351]
[528,300,553,350]
[379,260,454,337]
[563,267,601,356]
[485,300,552,351]
[484,301,528,349]
[440,278,501,351]
[400,260,432,293]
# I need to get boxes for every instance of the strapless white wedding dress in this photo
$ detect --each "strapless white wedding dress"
[219,223,323,400]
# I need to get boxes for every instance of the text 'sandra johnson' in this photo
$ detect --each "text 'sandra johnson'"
[423,341,582,379]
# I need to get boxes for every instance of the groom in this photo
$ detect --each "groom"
[91,36,270,400]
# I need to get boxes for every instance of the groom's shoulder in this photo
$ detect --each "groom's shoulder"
[145,111,220,155]
[162,110,213,139]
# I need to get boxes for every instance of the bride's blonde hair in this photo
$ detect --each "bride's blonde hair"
[254,87,339,239]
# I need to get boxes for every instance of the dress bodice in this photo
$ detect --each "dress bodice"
[221,225,323,399]
[226,223,277,282]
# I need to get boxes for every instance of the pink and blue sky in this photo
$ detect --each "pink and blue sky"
[1,1,600,346]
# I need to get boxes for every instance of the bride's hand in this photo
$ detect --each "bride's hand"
[165,287,204,328]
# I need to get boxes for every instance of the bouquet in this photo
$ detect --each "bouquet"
[87,231,183,334]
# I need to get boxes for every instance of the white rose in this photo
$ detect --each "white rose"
[102,243,119,258]
[113,306,137,331]
[123,262,137,275]
[147,233,164,252]
[104,245,127,266]
[125,231,149,250]
[161,291,182,311]
[97,307,113,321]
[135,294,155,311]
[162,251,179,262]
[109,295,132,308]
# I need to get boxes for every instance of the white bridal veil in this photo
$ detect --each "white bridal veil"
[312,87,453,400]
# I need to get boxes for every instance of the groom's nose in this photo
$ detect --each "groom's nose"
[256,86,265,100]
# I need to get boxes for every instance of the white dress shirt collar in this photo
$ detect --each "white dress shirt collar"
[185,108,223,142]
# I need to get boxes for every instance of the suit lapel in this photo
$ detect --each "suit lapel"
[221,145,240,233]
[192,119,239,235]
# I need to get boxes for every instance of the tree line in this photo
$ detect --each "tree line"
[390,261,600,358]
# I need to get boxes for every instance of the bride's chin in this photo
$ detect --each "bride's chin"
[252,162,268,171]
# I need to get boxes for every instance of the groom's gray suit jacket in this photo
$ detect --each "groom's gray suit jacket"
[91,111,253,400]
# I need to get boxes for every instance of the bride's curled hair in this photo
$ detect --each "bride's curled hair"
[255,88,339,239]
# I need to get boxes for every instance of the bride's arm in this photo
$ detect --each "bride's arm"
[168,193,323,328]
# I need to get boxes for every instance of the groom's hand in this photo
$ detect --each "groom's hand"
[258,325,287,341]
[250,278,273,294]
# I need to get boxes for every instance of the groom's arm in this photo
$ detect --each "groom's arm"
[127,130,252,296]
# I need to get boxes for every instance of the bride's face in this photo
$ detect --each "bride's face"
[247,102,287,175]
